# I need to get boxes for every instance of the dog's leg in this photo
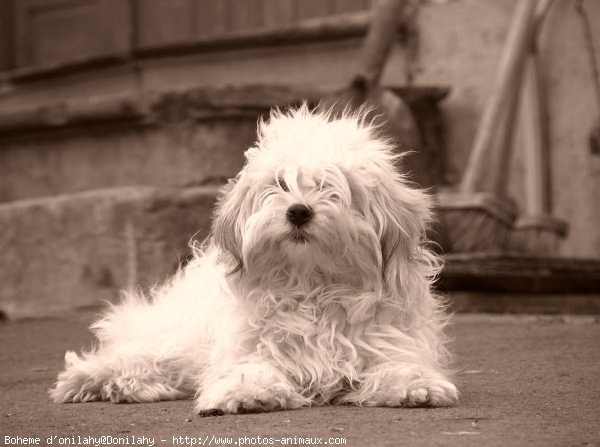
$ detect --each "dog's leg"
[194,360,309,414]
[50,347,194,403]
[343,361,458,408]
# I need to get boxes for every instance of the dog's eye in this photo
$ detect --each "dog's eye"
[278,178,289,192]
[318,182,332,191]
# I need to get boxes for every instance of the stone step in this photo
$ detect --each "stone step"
[0,186,219,319]
[0,86,271,203]
[439,253,600,314]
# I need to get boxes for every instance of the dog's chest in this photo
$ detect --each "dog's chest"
[257,300,367,382]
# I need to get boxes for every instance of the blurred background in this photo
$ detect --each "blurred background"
[0,0,599,319]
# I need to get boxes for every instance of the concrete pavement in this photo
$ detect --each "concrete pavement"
[1,311,599,447]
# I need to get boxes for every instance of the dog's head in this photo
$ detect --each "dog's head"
[212,105,438,299]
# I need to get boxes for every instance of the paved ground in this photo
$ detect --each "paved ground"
[1,311,599,447]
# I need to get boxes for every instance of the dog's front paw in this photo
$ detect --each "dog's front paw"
[195,362,308,414]
[50,351,104,403]
[399,377,458,407]
[354,365,458,408]
[416,378,459,407]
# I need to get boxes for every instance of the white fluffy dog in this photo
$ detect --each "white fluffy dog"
[50,105,458,414]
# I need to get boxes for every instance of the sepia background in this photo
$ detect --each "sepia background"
[1,0,599,319]
[0,1,599,445]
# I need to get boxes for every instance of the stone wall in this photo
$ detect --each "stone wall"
[1,0,599,318]
[1,0,598,258]
[0,186,218,319]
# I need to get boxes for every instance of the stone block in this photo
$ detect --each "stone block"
[0,118,254,203]
[0,186,219,319]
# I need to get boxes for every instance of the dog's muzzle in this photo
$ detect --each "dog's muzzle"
[286,204,313,227]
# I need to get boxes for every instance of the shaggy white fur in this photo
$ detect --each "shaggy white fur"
[50,105,458,414]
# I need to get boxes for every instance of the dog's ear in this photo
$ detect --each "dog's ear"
[371,176,430,264]
[367,171,439,306]
[211,174,249,273]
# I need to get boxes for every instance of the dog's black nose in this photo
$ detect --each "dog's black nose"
[286,204,313,227]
